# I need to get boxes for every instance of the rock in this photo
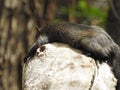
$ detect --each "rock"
[23,43,117,90]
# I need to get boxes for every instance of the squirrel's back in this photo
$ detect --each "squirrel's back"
[38,22,116,61]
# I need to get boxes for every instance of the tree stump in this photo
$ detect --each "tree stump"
[23,43,117,90]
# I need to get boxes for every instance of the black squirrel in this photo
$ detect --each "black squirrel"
[24,22,117,63]
[24,22,120,88]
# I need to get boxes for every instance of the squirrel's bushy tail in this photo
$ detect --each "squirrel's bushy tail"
[112,45,120,79]
[112,44,120,89]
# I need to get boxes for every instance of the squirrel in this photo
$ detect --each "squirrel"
[24,22,120,89]
[24,22,116,62]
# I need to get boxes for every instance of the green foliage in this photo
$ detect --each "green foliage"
[77,0,107,19]
[59,6,68,15]
[53,0,108,25]
[76,0,107,24]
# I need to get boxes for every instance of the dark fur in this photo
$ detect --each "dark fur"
[24,22,116,62]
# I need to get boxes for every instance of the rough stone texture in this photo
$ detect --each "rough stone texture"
[23,43,117,90]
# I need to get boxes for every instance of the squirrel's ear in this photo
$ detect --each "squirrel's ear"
[36,25,42,32]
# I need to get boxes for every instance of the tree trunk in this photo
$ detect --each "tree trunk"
[0,0,56,89]
[68,0,76,23]
[42,0,56,26]
[106,0,120,45]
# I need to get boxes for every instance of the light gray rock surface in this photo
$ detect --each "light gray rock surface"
[23,43,117,90]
